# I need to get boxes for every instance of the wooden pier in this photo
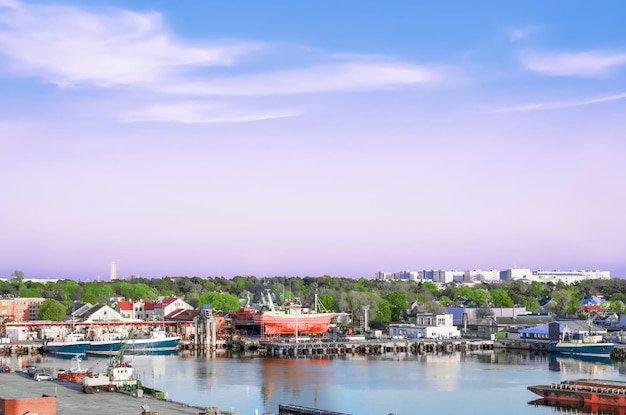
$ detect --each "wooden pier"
[0,342,43,356]
[261,339,493,358]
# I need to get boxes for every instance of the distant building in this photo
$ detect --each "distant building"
[115,299,154,321]
[394,270,419,281]
[432,270,464,283]
[374,272,393,280]
[153,296,193,321]
[0,297,45,322]
[72,303,125,322]
[533,270,610,284]
[445,306,528,325]
[374,268,610,284]
[503,268,533,280]
[463,269,500,282]
[110,262,117,280]
[389,313,461,339]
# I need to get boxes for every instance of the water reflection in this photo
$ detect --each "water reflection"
[548,355,614,374]
[529,399,626,415]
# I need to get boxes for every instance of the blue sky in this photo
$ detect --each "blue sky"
[1,0,625,280]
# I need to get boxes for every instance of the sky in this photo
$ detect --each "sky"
[1,1,625,280]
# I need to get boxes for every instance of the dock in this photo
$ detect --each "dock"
[0,342,44,357]
[261,339,493,357]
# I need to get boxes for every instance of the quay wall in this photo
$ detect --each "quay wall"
[262,339,493,358]
[0,342,43,356]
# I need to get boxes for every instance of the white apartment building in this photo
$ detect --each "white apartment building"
[433,270,464,283]
[375,268,610,284]
[504,268,533,280]
[374,272,393,280]
[394,270,419,281]
[533,270,610,284]
[463,269,501,282]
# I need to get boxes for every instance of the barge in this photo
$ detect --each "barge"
[528,379,626,406]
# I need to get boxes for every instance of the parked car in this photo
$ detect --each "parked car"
[0,365,10,373]
[34,372,53,381]
[26,366,38,377]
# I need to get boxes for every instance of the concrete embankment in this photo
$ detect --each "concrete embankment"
[0,371,214,415]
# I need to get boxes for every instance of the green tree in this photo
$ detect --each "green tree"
[471,288,493,306]
[387,290,408,321]
[603,300,625,314]
[317,293,338,312]
[491,289,514,307]
[545,290,575,316]
[198,292,241,312]
[375,298,392,324]
[82,293,98,304]
[523,298,541,314]
[38,299,66,321]
[83,281,114,303]
[438,296,454,306]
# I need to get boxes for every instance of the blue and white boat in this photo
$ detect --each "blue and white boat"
[44,333,91,358]
[87,328,181,356]
[548,341,614,358]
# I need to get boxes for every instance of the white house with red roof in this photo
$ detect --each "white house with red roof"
[154,296,193,321]
[114,299,157,321]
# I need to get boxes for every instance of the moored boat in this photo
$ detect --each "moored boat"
[88,328,181,356]
[44,333,91,358]
[57,354,92,383]
[528,379,626,407]
[253,292,334,336]
[549,342,614,358]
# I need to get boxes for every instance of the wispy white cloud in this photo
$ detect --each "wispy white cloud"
[491,92,626,113]
[124,101,303,123]
[0,1,258,87]
[520,50,626,77]
[0,1,439,92]
[162,61,438,96]
[0,1,442,124]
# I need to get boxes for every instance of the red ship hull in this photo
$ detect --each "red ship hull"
[529,379,626,407]
[253,312,334,335]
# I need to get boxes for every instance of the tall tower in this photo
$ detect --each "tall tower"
[110,262,117,281]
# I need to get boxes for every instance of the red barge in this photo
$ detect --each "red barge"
[528,379,626,407]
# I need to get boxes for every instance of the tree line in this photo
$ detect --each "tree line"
[3,271,626,323]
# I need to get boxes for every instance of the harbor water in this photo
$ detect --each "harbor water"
[3,350,626,415]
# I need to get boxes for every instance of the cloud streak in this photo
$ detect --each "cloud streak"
[520,50,626,77]
[0,1,441,124]
[491,92,626,113]
[0,1,258,87]
[124,101,303,123]
[162,61,438,96]
[0,1,438,93]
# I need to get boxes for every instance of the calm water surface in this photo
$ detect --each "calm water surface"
[4,350,626,415]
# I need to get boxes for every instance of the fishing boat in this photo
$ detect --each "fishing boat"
[528,379,626,407]
[57,354,92,383]
[546,321,614,358]
[87,328,181,356]
[549,341,614,358]
[253,291,334,336]
[44,332,91,358]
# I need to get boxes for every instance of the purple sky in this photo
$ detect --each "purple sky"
[1,1,625,280]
